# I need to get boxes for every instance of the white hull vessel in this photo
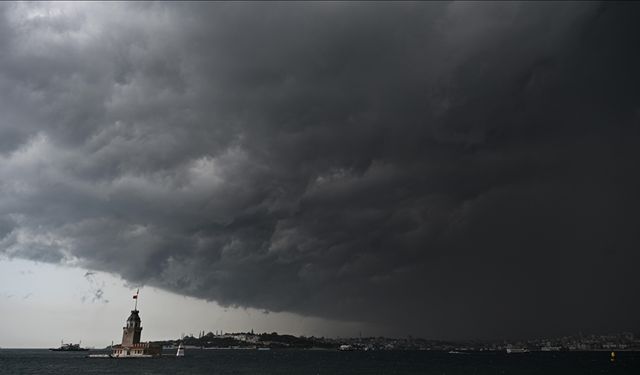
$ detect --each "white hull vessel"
[506,348,530,354]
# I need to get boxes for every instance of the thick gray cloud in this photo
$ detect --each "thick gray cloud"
[1,2,639,339]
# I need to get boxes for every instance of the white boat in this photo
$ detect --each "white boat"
[506,348,530,354]
[50,340,89,352]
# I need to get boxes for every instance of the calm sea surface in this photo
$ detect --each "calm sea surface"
[1,349,639,374]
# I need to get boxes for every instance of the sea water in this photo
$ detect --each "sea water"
[0,349,639,374]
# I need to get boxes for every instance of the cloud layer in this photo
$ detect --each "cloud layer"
[1,2,639,339]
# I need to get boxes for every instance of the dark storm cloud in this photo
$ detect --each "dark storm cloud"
[1,1,639,339]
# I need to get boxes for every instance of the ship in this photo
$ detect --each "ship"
[506,348,530,354]
[50,341,89,352]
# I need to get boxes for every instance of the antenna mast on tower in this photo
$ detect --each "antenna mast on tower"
[133,289,139,310]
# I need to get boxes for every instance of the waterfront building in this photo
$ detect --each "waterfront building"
[111,290,161,358]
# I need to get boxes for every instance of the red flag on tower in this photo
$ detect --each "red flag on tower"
[133,289,139,299]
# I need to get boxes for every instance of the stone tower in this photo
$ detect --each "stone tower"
[121,309,142,346]
[111,290,161,358]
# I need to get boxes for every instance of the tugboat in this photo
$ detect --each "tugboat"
[50,340,90,352]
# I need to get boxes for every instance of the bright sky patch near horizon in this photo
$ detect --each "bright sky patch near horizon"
[0,258,363,348]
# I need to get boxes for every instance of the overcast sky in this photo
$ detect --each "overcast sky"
[1,2,640,346]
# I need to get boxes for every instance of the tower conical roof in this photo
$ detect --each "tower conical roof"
[126,310,141,326]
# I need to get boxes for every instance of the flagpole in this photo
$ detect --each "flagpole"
[134,289,139,311]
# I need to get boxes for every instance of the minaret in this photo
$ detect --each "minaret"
[121,289,142,346]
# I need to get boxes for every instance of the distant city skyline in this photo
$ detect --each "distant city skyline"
[1,1,639,345]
